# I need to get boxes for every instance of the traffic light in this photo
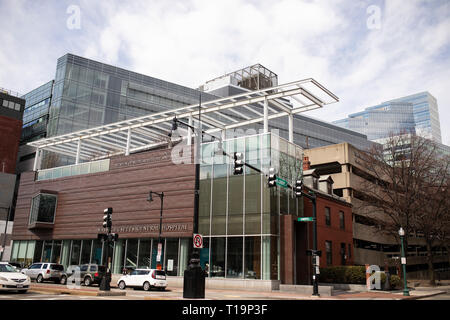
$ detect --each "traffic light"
[268,168,277,188]
[103,207,112,231]
[108,233,119,242]
[233,152,244,175]
[306,249,322,257]
[294,180,303,198]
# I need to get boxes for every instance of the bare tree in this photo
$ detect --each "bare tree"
[354,133,450,284]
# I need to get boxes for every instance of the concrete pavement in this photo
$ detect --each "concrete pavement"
[19,282,447,300]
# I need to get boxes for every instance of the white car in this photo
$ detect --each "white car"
[117,269,167,291]
[0,262,31,293]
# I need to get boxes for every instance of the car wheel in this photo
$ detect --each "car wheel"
[84,277,92,286]
[36,274,43,283]
[143,281,151,291]
[118,281,126,290]
[60,275,67,285]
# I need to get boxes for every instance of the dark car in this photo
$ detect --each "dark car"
[61,264,107,286]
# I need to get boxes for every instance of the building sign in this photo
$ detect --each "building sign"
[112,152,172,169]
[97,223,189,234]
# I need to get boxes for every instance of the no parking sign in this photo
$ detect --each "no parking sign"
[193,233,203,249]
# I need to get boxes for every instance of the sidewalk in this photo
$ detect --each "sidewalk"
[28,282,447,300]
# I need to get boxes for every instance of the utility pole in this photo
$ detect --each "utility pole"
[147,191,164,269]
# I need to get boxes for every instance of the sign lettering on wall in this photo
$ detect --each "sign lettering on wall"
[97,223,189,234]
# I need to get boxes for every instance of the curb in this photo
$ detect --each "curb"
[29,286,126,297]
[404,291,446,300]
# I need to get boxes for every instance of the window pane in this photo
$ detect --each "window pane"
[91,240,103,265]
[33,241,43,264]
[137,239,151,268]
[199,165,212,235]
[51,240,62,263]
[211,165,227,235]
[245,236,261,279]
[228,173,243,235]
[112,239,125,273]
[80,240,92,264]
[70,240,81,265]
[42,241,52,262]
[125,239,138,269]
[164,238,179,276]
[245,174,261,234]
[226,237,243,278]
[210,237,225,277]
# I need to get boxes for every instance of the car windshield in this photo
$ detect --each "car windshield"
[0,264,17,273]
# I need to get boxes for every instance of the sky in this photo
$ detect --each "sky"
[1,0,449,144]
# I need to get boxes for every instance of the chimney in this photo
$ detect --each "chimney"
[303,156,310,171]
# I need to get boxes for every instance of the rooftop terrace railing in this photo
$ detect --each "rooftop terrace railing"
[36,159,110,181]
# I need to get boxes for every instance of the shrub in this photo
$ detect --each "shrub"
[319,266,366,284]
[389,275,402,289]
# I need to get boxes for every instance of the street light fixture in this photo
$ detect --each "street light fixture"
[147,191,164,270]
[398,227,410,296]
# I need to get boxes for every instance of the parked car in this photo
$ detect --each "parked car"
[117,269,167,291]
[21,262,65,284]
[62,264,107,286]
[0,262,31,293]
[6,262,23,271]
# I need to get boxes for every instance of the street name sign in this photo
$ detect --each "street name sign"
[276,177,289,188]
[298,217,315,222]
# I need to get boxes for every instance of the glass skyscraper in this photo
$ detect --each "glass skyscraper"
[333,92,442,143]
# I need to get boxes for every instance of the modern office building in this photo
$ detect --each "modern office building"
[10,75,356,288]
[0,88,25,261]
[333,92,442,143]
[18,55,374,174]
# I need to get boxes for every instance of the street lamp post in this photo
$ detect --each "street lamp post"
[398,227,410,296]
[147,191,164,269]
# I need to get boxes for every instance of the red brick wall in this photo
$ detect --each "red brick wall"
[0,115,22,174]
[303,191,353,267]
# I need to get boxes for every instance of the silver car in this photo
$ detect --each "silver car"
[22,263,65,283]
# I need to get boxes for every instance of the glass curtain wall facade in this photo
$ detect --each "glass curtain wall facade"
[42,53,211,169]
[198,132,303,280]
[10,238,192,276]
[334,92,442,143]
[21,80,54,142]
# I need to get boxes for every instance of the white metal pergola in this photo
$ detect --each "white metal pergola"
[29,78,338,170]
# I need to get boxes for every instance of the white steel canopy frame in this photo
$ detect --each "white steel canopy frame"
[29,78,338,166]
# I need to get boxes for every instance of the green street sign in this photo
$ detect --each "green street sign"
[298,217,315,222]
[276,177,289,188]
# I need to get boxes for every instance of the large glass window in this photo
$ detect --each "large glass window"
[113,239,125,274]
[91,240,103,265]
[29,193,57,225]
[245,237,261,279]
[199,238,210,274]
[33,240,44,263]
[226,237,243,278]
[51,240,62,263]
[70,240,81,266]
[80,240,92,264]
[179,238,192,276]
[164,238,179,276]
[245,173,261,235]
[125,239,138,270]
[61,240,71,268]
[210,237,225,277]
[211,164,227,235]
[262,236,278,280]
[17,241,28,265]
[199,165,212,235]
[42,241,52,262]
[137,239,151,268]
[228,173,243,235]
[24,241,35,267]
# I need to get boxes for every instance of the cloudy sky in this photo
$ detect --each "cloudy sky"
[1,0,449,144]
